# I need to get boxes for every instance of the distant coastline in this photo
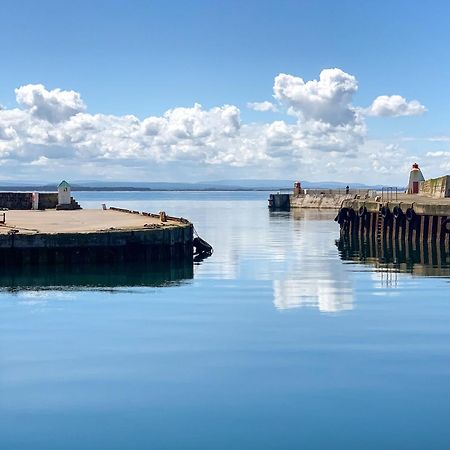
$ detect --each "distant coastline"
[0,185,288,192]
[0,179,393,192]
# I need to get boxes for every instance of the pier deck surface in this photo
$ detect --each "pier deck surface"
[343,193,450,215]
[379,194,450,205]
[0,209,183,235]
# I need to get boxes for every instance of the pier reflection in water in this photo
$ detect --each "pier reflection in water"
[0,260,193,292]
[337,234,450,278]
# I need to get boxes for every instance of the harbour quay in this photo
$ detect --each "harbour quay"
[268,182,372,211]
[0,208,193,267]
[336,164,450,254]
[336,194,450,250]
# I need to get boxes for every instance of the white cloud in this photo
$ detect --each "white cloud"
[0,124,16,141]
[269,68,365,158]
[0,72,430,183]
[366,95,426,117]
[424,151,450,173]
[273,68,358,125]
[30,156,50,166]
[426,151,450,157]
[427,135,450,142]
[247,101,278,112]
[15,84,86,123]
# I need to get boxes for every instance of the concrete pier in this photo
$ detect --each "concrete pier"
[336,194,450,256]
[0,208,193,266]
[290,191,356,209]
[269,189,373,210]
[268,193,290,210]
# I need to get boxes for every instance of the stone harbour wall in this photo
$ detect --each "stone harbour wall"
[0,192,32,210]
[38,193,58,209]
[290,193,355,209]
[419,176,450,198]
[336,198,450,253]
[0,192,59,210]
[0,225,193,267]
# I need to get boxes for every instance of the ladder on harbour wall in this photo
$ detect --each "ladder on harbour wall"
[377,188,397,251]
[376,209,383,246]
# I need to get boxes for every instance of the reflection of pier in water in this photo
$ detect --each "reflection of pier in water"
[337,235,450,277]
[0,260,193,292]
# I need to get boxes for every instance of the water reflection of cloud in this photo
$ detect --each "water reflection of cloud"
[192,203,354,313]
[273,279,353,312]
[129,198,354,313]
[271,209,354,313]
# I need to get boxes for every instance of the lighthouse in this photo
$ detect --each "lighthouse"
[407,163,425,194]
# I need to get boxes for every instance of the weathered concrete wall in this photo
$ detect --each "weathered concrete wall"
[419,175,450,198]
[268,193,290,210]
[342,197,450,217]
[337,198,450,252]
[38,193,58,209]
[290,193,355,209]
[0,192,32,209]
[0,224,193,266]
[0,192,58,210]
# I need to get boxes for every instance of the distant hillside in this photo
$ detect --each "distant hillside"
[0,179,404,191]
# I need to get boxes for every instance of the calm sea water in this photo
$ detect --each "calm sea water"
[1,191,450,449]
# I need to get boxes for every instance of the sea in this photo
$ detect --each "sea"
[1,191,450,449]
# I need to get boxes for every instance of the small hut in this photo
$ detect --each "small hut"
[58,180,71,205]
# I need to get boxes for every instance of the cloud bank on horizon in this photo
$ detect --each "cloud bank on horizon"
[0,67,437,183]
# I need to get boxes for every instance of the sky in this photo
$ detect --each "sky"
[1,0,450,184]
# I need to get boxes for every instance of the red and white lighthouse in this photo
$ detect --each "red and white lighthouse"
[407,163,425,194]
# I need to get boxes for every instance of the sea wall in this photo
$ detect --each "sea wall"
[0,192,59,210]
[290,193,356,209]
[419,175,450,198]
[38,193,59,209]
[336,198,450,252]
[0,192,32,210]
[0,225,193,267]
[268,193,290,210]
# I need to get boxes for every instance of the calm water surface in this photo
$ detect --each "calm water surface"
[1,191,450,449]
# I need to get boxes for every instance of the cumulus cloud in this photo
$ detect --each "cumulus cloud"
[424,151,450,173]
[30,156,51,166]
[266,121,292,146]
[15,84,86,123]
[0,124,16,141]
[0,72,429,183]
[247,101,278,112]
[273,68,358,125]
[366,95,426,117]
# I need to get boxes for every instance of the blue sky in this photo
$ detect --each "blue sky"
[1,0,450,183]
